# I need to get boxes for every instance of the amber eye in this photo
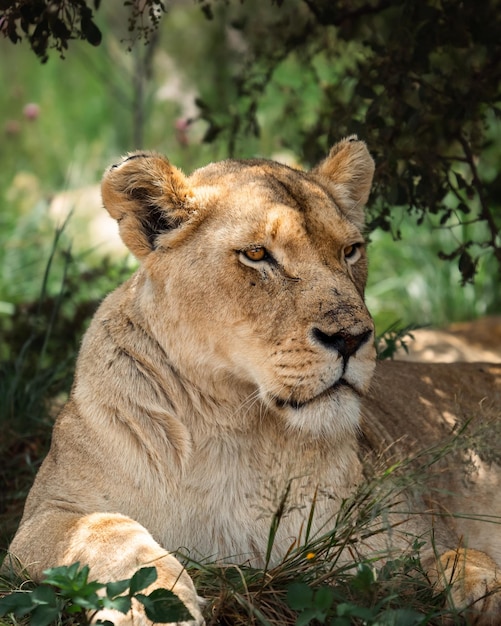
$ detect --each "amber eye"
[244,247,267,262]
[344,243,362,264]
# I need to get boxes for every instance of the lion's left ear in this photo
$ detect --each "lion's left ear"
[101,152,193,260]
[311,136,375,229]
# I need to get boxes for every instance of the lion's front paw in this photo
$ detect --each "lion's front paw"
[90,557,205,626]
[431,549,501,625]
[92,595,205,626]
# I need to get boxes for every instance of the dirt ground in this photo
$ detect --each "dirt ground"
[394,316,501,363]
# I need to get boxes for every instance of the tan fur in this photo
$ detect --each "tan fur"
[8,139,501,625]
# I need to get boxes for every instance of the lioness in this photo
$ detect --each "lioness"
[7,137,501,624]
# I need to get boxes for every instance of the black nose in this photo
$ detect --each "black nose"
[312,328,372,360]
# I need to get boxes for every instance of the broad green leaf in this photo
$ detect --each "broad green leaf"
[136,588,193,622]
[65,593,100,610]
[31,585,57,605]
[129,567,157,595]
[313,587,333,612]
[0,591,35,618]
[106,578,132,598]
[337,603,376,620]
[102,594,132,614]
[350,563,376,592]
[296,607,325,626]
[30,603,61,626]
[374,607,425,625]
[286,582,314,610]
[42,562,86,589]
[331,618,351,626]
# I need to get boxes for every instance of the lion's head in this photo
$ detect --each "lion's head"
[101,136,376,438]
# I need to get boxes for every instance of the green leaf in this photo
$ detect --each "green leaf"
[313,587,333,612]
[350,563,376,592]
[42,562,86,589]
[337,603,376,620]
[30,604,61,626]
[136,588,193,622]
[30,585,57,606]
[102,594,132,614]
[296,606,326,626]
[64,593,100,610]
[0,591,34,618]
[129,566,157,595]
[66,603,88,614]
[286,582,314,610]
[106,578,132,598]
[331,618,351,626]
[374,607,424,625]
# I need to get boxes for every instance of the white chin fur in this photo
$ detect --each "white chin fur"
[283,391,361,439]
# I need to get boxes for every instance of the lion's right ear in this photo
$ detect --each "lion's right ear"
[101,152,193,260]
[311,136,375,230]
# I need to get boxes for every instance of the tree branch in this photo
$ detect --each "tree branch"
[458,134,501,267]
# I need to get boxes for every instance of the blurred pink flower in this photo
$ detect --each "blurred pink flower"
[23,103,40,120]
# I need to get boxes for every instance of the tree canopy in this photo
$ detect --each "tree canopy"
[2,0,501,283]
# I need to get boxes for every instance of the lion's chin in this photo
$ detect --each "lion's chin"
[273,378,358,410]
[272,384,363,439]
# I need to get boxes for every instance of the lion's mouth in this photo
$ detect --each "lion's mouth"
[273,378,359,410]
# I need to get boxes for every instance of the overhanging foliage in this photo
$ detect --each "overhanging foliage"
[1,0,500,282]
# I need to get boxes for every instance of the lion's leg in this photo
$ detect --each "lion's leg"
[7,510,204,626]
[424,548,501,625]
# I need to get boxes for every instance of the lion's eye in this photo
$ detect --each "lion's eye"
[243,247,267,262]
[239,246,272,269]
[344,243,362,264]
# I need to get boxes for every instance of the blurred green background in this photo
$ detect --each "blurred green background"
[1,1,499,332]
[1,0,500,549]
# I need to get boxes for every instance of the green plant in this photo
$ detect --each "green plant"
[375,322,421,361]
[0,563,192,626]
[286,570,426,625]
